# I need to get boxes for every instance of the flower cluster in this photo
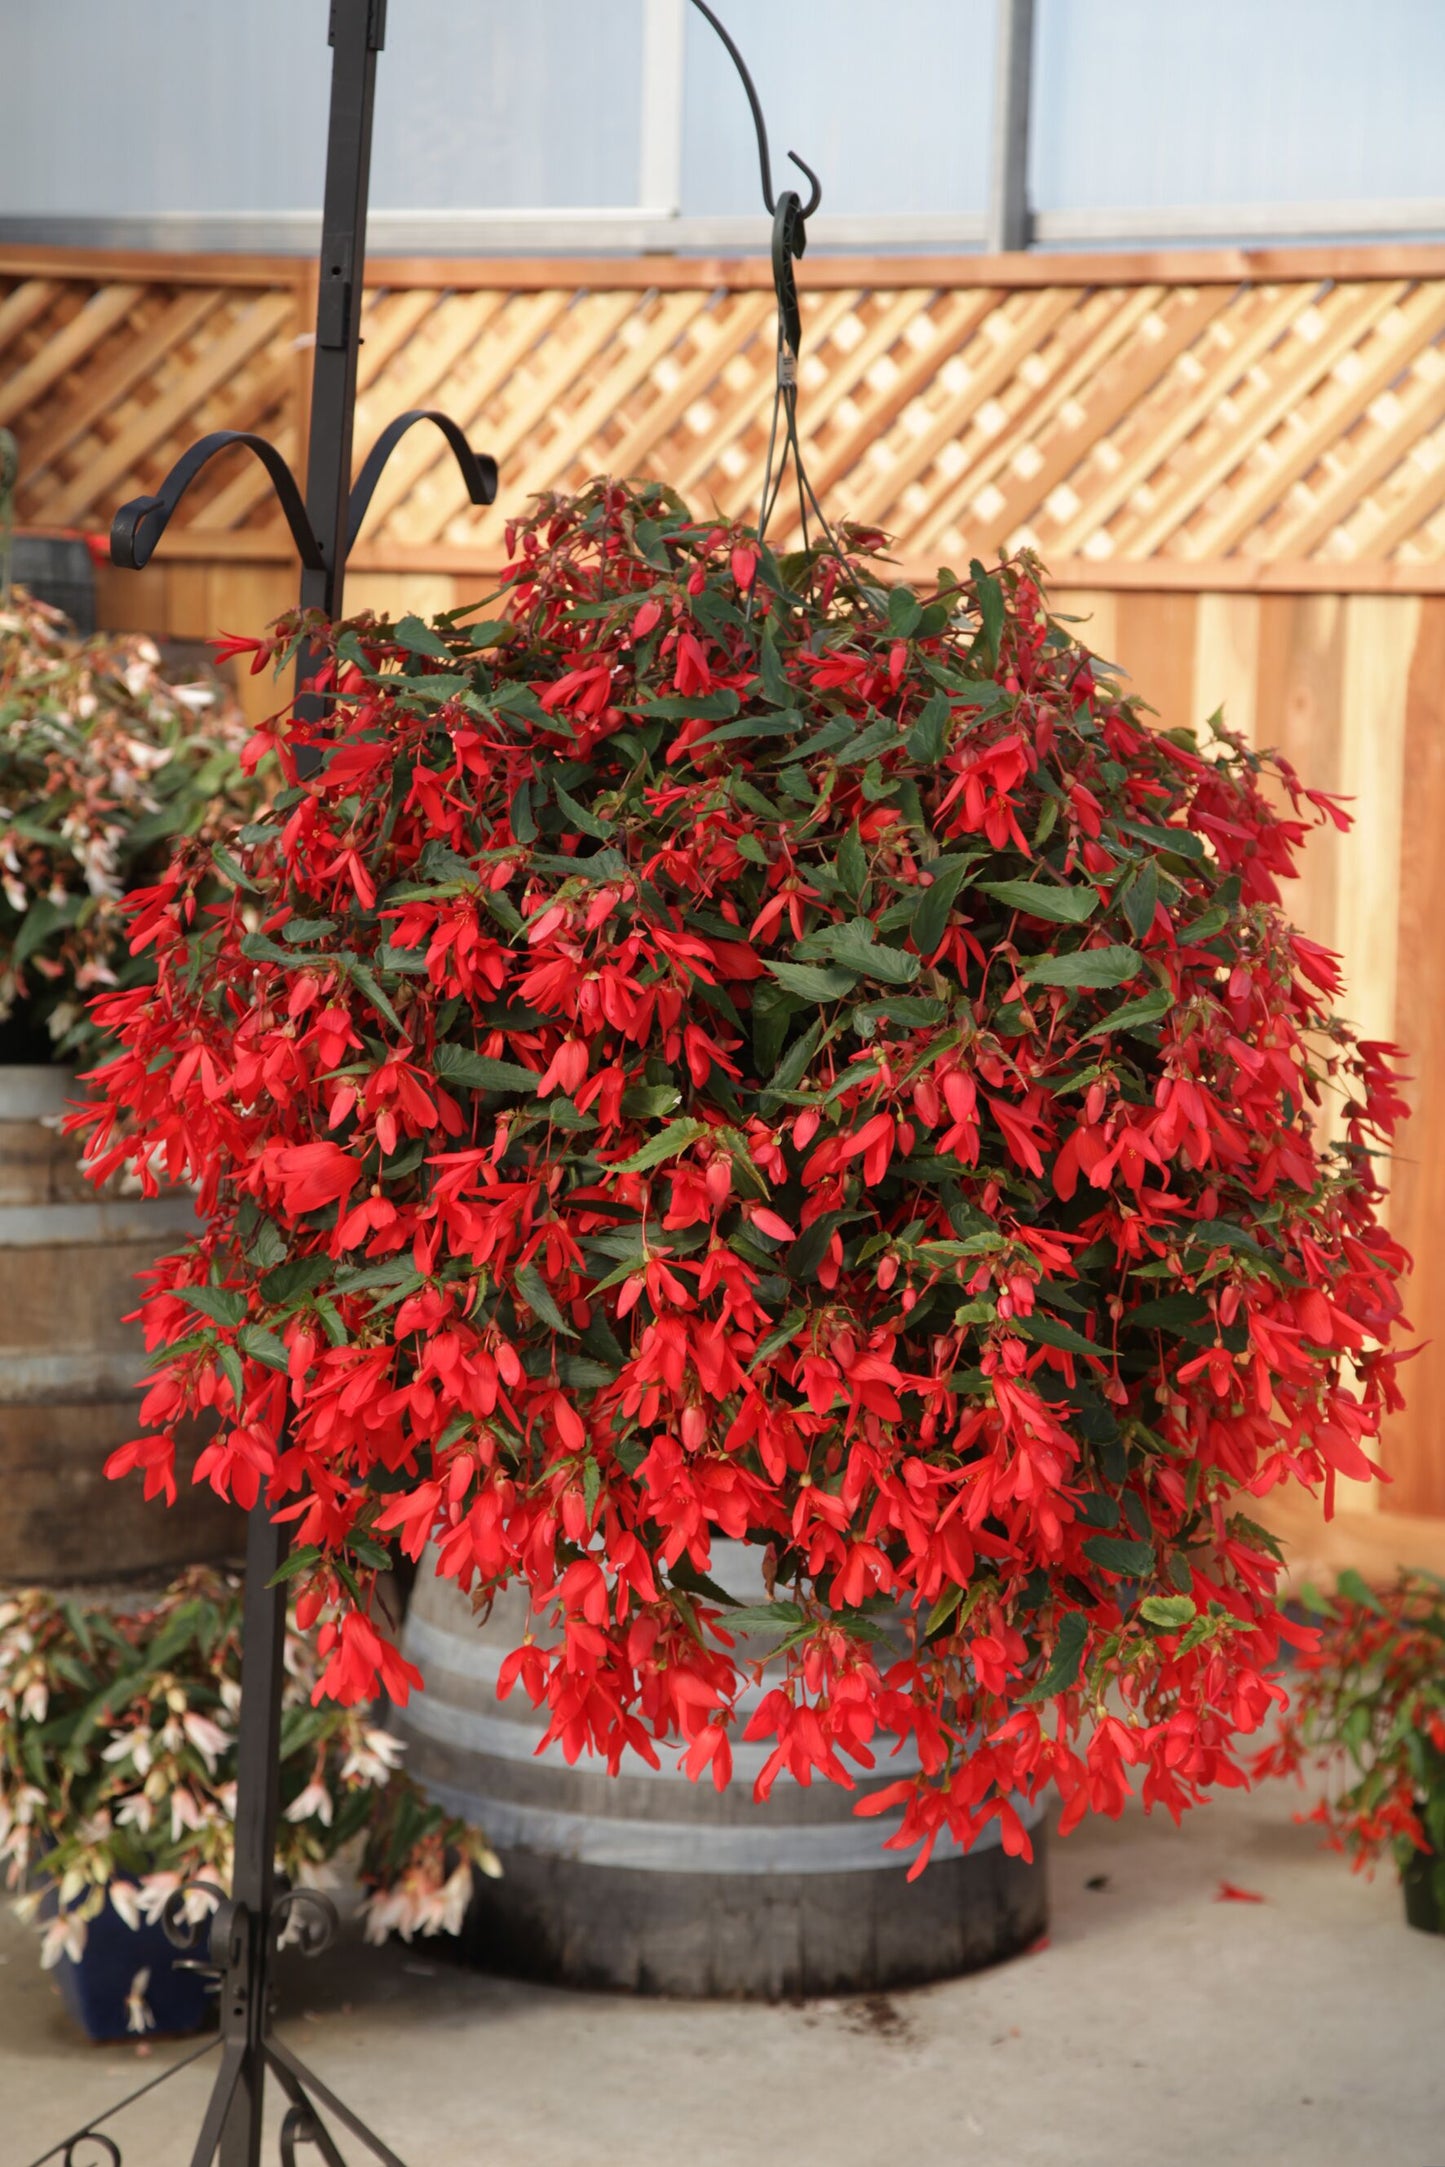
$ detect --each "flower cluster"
[0,586,256,1062]
[76,480,1409,1871]
[1257,1568,1445,1906]
[0,1570,496,1975]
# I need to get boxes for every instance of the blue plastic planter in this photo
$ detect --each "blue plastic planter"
[51,1894,213,2043]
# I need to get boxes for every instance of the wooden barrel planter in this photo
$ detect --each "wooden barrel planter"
[394,1544,1048,1999]
[0,1065,242,1583]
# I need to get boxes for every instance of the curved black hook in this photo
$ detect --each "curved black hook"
[346,409,498,554]
[688,0,823,221]
[110,433,323,573]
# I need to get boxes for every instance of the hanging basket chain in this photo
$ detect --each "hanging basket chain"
[687,1,852,572]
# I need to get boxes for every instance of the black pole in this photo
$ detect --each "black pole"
[215,7,385,2162]
[985,0,1035,253]
[247,10,390,1854]
[302,0,385,628]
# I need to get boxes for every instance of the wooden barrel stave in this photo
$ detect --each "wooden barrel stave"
[395,1547,1049,1998]
[0,1066,242,1584]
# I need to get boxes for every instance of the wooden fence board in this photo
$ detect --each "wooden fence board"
[1389,600,1445,1519]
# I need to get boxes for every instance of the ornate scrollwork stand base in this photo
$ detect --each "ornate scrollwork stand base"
[26,1515,406,2167]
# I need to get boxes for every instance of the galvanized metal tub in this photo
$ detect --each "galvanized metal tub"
[395,1542,1049,1998]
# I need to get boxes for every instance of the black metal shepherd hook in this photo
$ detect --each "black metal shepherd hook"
[686,0,848,567]
[31,8,491,2167]
[32,7,834,2166]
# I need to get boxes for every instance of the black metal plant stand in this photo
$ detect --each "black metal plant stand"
[27,4,825,2162]
[28,7,493,2163]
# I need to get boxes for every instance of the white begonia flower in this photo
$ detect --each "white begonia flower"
[135,1873,217,1930]
[108,1881,141,1931]
[125,1967,156,2035]
[104,1728,152,1775]
[169,1787,205,1843]
[40,1909,87,1969]
[181,1879,220,1925]
[284,1780,334,1828]
[358,1887,411,1945]
[340,1728,405,1786]
[218,1678,242,1715]
[171,685,215,714]
[20,1678,48,1723]
[121,730,172,767]
[115,1793,155,1836]
[182,1711,231,1770]
[78,835,122,898]
[436,1862,474,1936]
[135,1874,178,1925]
[359,1861,478,1947]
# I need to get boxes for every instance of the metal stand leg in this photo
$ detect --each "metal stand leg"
[165,1504,412,2167]
[22,1505,411,2167]
[217,1506,287,2167]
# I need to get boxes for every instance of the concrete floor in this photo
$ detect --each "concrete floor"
[4,1772,1441,2167]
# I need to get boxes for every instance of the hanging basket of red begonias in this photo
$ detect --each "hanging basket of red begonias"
[74,479,1410,1871]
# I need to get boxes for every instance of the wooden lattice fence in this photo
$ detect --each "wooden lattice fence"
[3,241,1445,1563]
[6,244,1445,588]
